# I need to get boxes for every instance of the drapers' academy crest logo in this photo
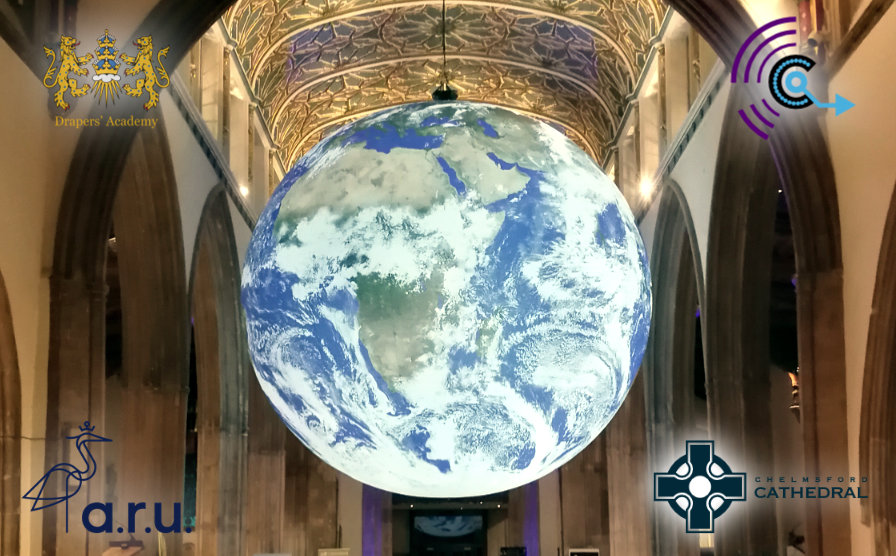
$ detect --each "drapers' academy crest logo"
[43,29,170,114]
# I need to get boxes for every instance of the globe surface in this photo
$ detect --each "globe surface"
[241,101,651,497]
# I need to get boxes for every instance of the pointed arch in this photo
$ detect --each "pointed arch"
[700,89,782,554]
[45,0,240,553]
[859,179,896,555]
[188,185,248,555]
[644,182,706,555]
[0,270,20,554]
[664,2,848,554]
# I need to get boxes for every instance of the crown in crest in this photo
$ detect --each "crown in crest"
[93,29,120,75]
[79,421,95,432]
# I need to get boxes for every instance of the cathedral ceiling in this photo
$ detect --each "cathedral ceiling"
[225,0,666,167]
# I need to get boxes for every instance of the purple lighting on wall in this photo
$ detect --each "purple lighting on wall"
[524,482,540,556]
[362,484,386,556]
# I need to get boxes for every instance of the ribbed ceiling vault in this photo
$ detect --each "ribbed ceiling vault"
[225,0,667,167]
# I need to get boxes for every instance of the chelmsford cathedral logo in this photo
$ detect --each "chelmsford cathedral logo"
[43,29,170,111]
[654,441,747,533]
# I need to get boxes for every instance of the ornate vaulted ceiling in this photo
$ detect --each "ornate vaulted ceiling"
[225,0,666,167]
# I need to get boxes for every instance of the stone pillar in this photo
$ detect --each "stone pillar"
[111,126,191,555]
[43,276,108,556]
[222,45,232,157]
[0,273,20,556]
[245,378,285,555]
[606,373,651,556]
[558,437,610,555]
[687,28,701,104]
[657,43,668,155]
[191,199,248,556]
[362,484,392,556]
[338,473,363,554]
[281,437,342,555]
[506,482,539,555]
[797,270,851,556]
[538,471,562,556]
[664,34,690,136]
[269,150,279,196]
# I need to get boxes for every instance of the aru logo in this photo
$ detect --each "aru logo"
[24,421,192,536]
[43,30,169,111]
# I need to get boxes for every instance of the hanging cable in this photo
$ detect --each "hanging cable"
[441,0,448,85]
[432,0,458,100]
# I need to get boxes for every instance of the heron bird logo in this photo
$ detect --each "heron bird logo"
[23,421,111,532]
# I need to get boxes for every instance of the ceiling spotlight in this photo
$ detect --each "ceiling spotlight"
[239,185,250,197]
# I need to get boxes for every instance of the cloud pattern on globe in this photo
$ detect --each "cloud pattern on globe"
[241,101,651,497]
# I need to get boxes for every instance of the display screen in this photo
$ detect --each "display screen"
[413,515,484,538]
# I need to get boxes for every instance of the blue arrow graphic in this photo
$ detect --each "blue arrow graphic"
[803,90,855,115]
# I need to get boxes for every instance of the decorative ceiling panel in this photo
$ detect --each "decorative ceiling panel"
[225,0,666,165]
[276,58,607,165]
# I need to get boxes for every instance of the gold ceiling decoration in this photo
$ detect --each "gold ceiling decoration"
[226,0,666,167]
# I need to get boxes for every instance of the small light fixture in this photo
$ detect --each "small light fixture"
[639,176,653,199]
[788,368,800,422]
[239,185,250,197]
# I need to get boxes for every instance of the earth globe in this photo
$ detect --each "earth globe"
[241,101,651,497]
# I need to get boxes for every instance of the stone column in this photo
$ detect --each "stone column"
[111,126,191,555]
[506,482,539,554]
[245,378,286,555]
[191,198,248,556]
[222,45,232,156]
[362,484,392,556]
[657,43,668,155]
[0,273,20,556]
[606,373,651,556]
[43,277,108,556]
[796,270,850,555]
[558,437,610,555]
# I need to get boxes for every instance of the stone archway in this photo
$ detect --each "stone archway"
[644,182,706,556]
[664,3,849,555]
[701,88,782,555]
[45,1,240,554]
[106,118,190,556]
[46,117,191,555]
[188,186,248,555]
[859,180,896,555]
[0,270,21,555]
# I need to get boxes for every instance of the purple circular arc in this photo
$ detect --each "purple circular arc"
[762,98,781,117]
[750,103,775,128]
[738,108,769,140]
[744,29,797,82]
[757,42,797,82]
[731,16,797,83]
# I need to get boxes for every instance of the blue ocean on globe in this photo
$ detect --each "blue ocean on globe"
[241,101,651,497]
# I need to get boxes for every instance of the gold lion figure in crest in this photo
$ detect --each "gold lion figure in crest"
[119,36,170,110]
[43,36,93,110]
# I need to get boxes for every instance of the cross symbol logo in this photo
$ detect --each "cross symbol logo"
[654,441,746,533]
